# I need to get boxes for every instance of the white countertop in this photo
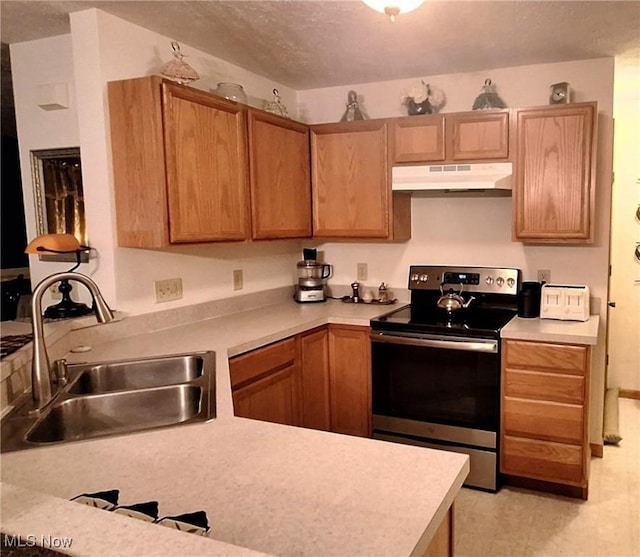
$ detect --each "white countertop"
[2,298,471,557]
[1,297,600,556]
[1,417,468,557]
[501,314,600,345]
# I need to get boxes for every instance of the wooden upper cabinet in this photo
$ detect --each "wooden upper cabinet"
[390,110,509,164]
[109,76,249,248]
[513,102,597,243]
[391,114,445,163]
[247,110,312,239]
[446,110,509,161]
[311,120,410,239]
[163,83,249,243]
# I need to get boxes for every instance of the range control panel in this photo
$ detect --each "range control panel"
[408,266,521,295]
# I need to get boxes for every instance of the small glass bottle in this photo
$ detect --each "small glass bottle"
[215,82,247,104]
[378,283,388,303]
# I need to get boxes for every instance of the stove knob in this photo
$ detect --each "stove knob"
[496,277,505,287]
[420,274,429,283]
[507,277,516,288]
[410,273,419,282]
[485,276,494,285]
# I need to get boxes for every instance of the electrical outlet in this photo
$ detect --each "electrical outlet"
[537,269,551,284]
[357,263,368,282]
[49,284,62,300]
[233,269,243,291]
[154,278,183,303]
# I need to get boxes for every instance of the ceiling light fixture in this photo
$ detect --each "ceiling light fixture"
[362,0,425,22]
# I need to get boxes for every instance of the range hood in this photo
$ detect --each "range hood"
[392,162,513,195]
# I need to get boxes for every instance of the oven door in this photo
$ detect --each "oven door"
[371,331,501,490]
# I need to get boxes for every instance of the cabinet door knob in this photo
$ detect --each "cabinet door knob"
[607,301,616,308]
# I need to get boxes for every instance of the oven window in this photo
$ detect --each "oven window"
[372,342,500,432]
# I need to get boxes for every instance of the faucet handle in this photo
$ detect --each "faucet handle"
[53,359,68,386]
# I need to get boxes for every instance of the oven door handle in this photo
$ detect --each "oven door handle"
[370,332,498,353]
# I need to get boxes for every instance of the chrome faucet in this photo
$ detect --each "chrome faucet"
[30,271,115,412]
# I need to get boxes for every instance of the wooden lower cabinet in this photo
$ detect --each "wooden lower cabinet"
[501,339,591,497]
[229,338,302,426]
[228,325,371,437]
[300,327,331,431]
[328,324,372,437]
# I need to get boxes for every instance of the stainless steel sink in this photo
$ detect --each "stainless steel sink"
[0,351,215,452]
[67,355,204,395]
[26,385,203,444]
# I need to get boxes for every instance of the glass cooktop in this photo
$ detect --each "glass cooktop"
[371,304,517,339]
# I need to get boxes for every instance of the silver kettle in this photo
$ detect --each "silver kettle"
[437,283,475,312]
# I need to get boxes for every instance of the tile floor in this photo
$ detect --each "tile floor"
[455,398,640,557]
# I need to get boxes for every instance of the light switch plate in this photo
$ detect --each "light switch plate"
[357,263,368,281]
[233,269,243,291]
[537,269,551,283]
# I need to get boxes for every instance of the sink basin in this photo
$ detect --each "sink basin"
[26,385,203,444]
[0,351,215,452]
[67,354,204,395]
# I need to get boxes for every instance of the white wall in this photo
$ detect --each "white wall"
[609,50,640,392]
[299,58,615,445]
[10,36,90,306]
[65,9,302,315]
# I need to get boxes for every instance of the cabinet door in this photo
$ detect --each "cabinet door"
[109,76,171,248]
[229,338,302,426]
[163,82,249,243]
[248,111,312,239]
[514,103,596,243]
[311,121,390,238]
[391,115,445,163]
[300,328,331,431]
[446,111,509,161]
[328,325,371,437]
[232,364,301,425]
[502,436,585,485]
[504,340,589,376]
[503,397,584,444]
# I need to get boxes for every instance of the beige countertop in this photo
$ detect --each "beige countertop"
[1,417,468,557]
[501,314,600,345]
[2,296,599,556]
[2,298,472,557]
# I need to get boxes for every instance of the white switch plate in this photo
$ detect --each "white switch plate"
[357,263,368,281]
[155,278,183,302]
[233,269,243,291]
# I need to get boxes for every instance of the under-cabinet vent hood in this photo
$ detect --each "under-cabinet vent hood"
[392,162,513,195]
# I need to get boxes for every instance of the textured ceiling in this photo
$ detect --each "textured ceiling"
[1,1,639,89]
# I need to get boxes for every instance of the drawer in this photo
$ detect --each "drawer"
[504,369,584,404]
[504,340,588,375]
[503,397,584,444]
[502,435,585,486]
[229,337,297,389]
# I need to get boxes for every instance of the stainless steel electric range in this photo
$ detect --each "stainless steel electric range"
[370,265,521,491]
